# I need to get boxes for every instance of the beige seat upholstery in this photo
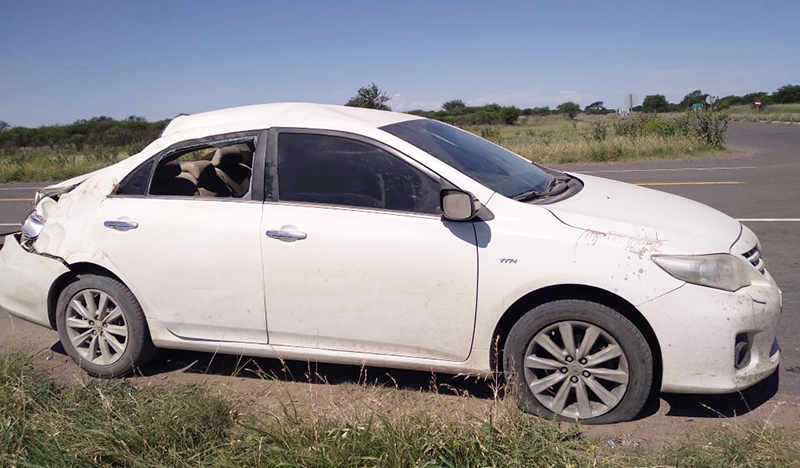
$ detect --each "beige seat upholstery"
[149,143,254,198]
[211,146,253,198]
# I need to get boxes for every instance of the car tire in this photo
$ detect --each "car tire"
[56,274,155,378]
[503,299,653,424]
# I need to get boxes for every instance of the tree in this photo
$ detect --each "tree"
[499,106,521,125]
[772,84,800,104]
[0,121,9,132]
[742,91,770,105]
[715,95,742,109]
[584,101,605,111]
[557,102,580,119]
[641,94,669,113]
[679,89,707,109]
[441,99,466,111]
[345,83,391,110]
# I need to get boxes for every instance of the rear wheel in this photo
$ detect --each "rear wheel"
[503,300,652,424]
[56,274,155,377]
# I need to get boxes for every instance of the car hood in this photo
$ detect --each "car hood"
[544,174,742,254]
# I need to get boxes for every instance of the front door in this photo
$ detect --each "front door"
[260,130,478,361]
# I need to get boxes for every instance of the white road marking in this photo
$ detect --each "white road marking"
[634,181,743,186]
[0,187,40,191]
[576,166,758,174]
[737,218,800,222]
[0,223,20,226]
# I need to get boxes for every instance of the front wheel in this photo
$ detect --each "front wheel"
[56,274,155,377]
[503,300,653,424]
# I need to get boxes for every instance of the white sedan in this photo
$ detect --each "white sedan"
[0,103,781,423]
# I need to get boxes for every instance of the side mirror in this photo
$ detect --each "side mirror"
[440,189,478,221]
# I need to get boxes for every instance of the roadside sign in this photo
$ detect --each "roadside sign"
[755,100,762,108]
[692,103,703,110]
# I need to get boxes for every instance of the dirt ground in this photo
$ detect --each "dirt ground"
[3,310,799,449]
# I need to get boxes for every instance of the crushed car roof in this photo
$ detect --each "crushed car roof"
[160,102,422,137]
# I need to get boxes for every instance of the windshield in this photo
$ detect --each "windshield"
[381,119,551,198]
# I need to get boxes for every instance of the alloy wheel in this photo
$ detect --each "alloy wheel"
[64,289,129,365]
[523,320,629,419]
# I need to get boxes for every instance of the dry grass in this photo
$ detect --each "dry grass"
[725,103,800,123]
[468,113,723,165]
[2,351,800,467]
[0,146,132,183]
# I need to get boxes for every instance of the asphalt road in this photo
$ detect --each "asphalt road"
[0,182,39,234]
[1,122,799,403]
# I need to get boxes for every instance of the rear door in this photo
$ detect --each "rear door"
[93,132,268,343]
[260,129,479,361]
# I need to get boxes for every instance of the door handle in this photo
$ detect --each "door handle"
[266,230,307,241]
[104,220,139,232]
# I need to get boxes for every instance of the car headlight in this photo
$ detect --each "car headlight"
[20,211,45,251]
[651,254,762,292]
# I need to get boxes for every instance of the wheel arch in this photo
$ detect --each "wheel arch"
[490,284,663,391]
[46,262,125,330]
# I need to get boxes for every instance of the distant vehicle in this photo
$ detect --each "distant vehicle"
[0,103,781,423]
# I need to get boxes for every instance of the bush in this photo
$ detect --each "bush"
[692,111,728,147]
[611,112,726,147]
[590,122,608,141]
[642,118,676,136]
[499,106,521,125]
[613,115,645,137]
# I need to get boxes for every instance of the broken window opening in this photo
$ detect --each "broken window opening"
[149,139,256,199]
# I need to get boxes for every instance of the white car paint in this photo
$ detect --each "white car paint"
[546,174,742,254]
[93,197,268,343]
[260,203,478,361]
[0,103,781,400]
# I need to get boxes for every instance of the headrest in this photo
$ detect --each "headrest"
[179,160,213,180]
[212,144,254,167]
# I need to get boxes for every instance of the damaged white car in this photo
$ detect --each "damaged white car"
[0,103,781,423]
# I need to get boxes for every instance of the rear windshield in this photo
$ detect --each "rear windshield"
[381,119,550,197]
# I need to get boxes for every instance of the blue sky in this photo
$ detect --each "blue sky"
[2,0,798,127]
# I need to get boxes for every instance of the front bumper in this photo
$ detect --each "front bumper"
[640,274,781,394]
[0,234,69,329]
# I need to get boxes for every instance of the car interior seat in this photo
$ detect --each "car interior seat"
[211,145,253,198]
[148,142,254,198]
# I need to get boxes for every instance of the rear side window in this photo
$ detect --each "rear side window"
[149,141,255,198]
[276,133,439,214]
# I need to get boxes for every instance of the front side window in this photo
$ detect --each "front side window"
[381,119,551,198]
[276,133,439,214]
